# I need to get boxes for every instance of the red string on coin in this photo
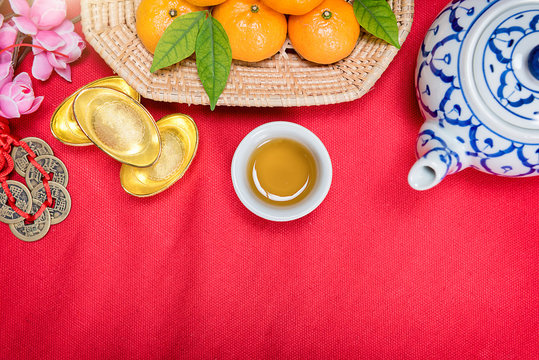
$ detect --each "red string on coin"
[0,42,67,225]
[0,117,53,223]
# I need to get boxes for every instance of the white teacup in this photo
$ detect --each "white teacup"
[231,121,332,222]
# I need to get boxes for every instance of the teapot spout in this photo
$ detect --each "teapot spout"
[408,149,451,190]
[408,123,468,191]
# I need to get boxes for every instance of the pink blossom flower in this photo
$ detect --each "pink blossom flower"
[0,72,43,118]
[9,0,67,35]
[32,19,85,81]
[8,0,85,82]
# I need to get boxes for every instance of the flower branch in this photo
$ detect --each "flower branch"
[0,0,85,120]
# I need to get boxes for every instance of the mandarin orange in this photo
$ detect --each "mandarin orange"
[212,0,287,62]
[288,0,360,64]
[136,0,206,54]
[185,0,226,5]
[261,0,324,15]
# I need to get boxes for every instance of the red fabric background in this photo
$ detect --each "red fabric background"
[1,0,538,358]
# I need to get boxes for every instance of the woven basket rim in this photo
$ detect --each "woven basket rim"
[80,0,414,107]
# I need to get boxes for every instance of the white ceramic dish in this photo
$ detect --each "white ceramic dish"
[231,122,332,222]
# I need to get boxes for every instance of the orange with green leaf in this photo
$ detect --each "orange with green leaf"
[137,0,401,109]
[136,0,207,54]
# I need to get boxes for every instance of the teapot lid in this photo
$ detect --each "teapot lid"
[459,0,539,142]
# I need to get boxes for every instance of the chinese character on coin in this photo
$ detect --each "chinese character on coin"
[31,182,71,225]
[0,180,32,224]
[11,137,54,177]
[25,155,69,190]
[9,200,51,242]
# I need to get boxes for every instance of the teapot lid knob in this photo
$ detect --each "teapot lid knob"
[529,45,539,81]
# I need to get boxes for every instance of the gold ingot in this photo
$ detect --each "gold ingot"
[73,87,161,167]
[51,76,140,146]
[119,114,199,197]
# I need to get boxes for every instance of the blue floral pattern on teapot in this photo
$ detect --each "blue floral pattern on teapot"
[409,0,539,190]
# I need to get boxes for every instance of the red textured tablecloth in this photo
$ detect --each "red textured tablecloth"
[1,0,538,358]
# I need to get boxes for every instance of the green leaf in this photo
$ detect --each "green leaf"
[150,11,206,73]
[353,0,400,49]
[195,16,232,111]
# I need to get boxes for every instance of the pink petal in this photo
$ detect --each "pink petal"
[12,16,37,35]
[6,81,20,99]
[22,96,43,114]
[12,72,32,88]
[0,24,18,49]
[47,52,65,69]
[14,90,34,112]
[52,19,74,35]
[0,78,12,92]
[68,47,82,63]
[65,33,85,63]
[0,70,13,91]
[0,57,14,85]
[32,52,54,81]
[9,0,30,16]
[31,37,44,55]
[58,33,81,63]
[35,30,65,51]
[55,64,71,82]
[31,0,67,20]
[0,52,13,65]
[0,82,12,97]
[0,94,21,118]
[78,38,86,51]
[56,58,67,69]
[0,77,11,92]
[31,8,66,30]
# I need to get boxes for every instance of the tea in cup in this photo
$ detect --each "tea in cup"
[232,122,332,221]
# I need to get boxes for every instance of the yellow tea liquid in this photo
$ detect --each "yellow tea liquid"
[247,138,317,206]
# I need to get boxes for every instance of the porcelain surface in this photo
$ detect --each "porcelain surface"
[409,0,539,190]
[231,122,332,222]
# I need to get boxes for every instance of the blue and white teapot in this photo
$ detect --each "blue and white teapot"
[409,0,539,190]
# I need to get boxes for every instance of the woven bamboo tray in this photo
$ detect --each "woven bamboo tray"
[81,0,414,107]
